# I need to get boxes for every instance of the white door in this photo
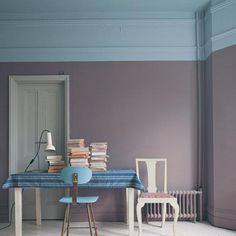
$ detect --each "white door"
[9,75,69,220]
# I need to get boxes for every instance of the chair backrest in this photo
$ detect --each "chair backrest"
[136,158,167,193]
[61,166,92,185]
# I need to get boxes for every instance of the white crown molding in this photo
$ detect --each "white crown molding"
[204,27,236,59]
[210,0,235,13]
[212,27,236,42]
[0,46,197,62]
[0,18,195,26]
[0,11,195,21]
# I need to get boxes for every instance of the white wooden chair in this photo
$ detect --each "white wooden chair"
[136,158,179,236]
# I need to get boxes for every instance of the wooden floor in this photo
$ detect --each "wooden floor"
[0,221,235,236]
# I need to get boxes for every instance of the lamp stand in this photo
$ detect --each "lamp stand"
[25,129,56,172]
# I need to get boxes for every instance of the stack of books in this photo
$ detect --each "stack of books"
[46,155,65,173]
[89,142,108,171]
[68,147,90,167]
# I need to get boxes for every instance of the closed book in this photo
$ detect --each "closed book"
[69,153,90,156]
[68,147,89,152]
[70,159,89,164]
[48,160,65,166]
[91,152,106,156]
[67,139,84,143]
[91,148,107,151]
[68,156,90,159]
[70,163,89,167]
[90,142,107,147]
[46,155,63,161]
[48,169,63,173]
[48,165,65,171]
[90,167,107,171]
[90,158,107,162]
[90,162,106,166]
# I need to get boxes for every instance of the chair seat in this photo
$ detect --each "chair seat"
[59,196,99,204]
[140,192,175,198]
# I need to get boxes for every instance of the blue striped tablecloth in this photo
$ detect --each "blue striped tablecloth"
[2,169,144,191]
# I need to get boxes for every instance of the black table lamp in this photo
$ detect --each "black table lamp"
[25,129,56,172]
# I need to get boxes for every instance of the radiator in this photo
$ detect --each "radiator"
[146,190,202,223]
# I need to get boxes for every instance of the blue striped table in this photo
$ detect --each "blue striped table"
[3,169,144,190]
[2,169,144,236]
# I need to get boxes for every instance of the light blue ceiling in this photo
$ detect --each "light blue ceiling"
[0,0,211,15]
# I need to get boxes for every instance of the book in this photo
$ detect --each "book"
[70,163,89,167]
[90,142,107,147]
[90,163,106,168]
[68,147,89,152]
[91,151,106,156]
[48,160,65,166]
[48,165,65,170]
[90,167,107,171]
[48,168,64,173]
[90,158,107,162]
[70,160,89,165]
[67,139,85,148]
[45,155,63,161]
[68,154,89,159]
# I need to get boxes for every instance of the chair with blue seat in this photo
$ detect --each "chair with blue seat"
[60,166,98,236]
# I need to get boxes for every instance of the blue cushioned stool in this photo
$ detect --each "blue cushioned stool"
[60,166,98,236]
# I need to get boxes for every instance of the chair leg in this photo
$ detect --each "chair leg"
[136,202,145,236]
[89,203,98,236]
[61,204,70,236]
[170,201,179,236]
[66,204,71,236]
[146,204,149,224]
[161,203,167,228]
[87,203,93,236]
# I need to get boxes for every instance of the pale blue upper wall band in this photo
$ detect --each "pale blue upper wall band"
[0,0,235,62]
[205,0,236,59]
[0,17,197,62]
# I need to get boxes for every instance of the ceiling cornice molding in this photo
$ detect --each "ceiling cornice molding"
[212,27,236,41]
[0,18,196,26]
[210,0,235,13]
[0,46,198,62]
[204,26,236,59]
[0,11,195,21]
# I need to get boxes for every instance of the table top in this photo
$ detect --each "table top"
[2,169,144,191]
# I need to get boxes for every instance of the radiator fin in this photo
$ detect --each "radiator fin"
[145,190,202,222]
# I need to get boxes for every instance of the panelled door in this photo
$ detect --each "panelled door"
[9,75,69,220]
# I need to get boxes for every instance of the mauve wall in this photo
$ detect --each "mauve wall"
[206,45,236,229]
[205,55,214,224]
[0,61,197,222]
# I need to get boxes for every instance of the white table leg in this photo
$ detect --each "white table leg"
[35,188,42,225]
[126,188,129,225]
[128,188,134,236]
[15,188,22,236]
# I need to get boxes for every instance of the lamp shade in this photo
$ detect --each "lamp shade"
[45,132,56,151]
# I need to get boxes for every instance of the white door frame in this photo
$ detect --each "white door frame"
[9,75,70,175]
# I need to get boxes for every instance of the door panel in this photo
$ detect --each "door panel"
[17,87,38,171]
[16,83,65,219]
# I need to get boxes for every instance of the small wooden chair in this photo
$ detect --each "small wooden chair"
[136,158,179,236]
[60,166,98,236]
